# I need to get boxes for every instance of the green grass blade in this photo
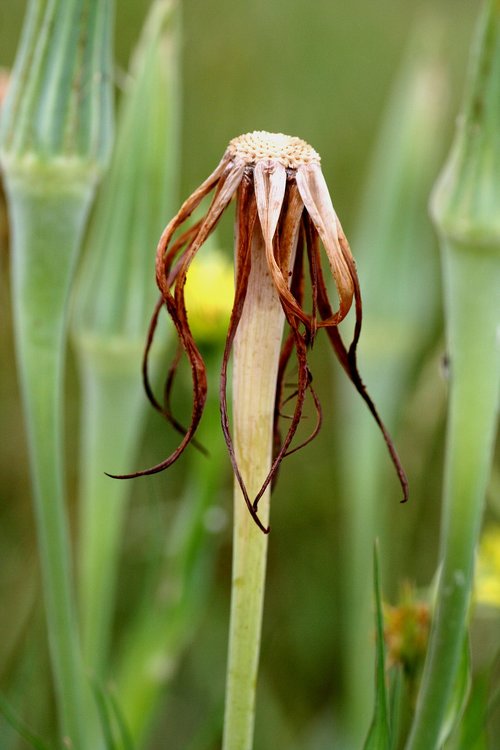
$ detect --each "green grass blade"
[0,695,52,750]
[105,690,135,750]
[90,682,118,750]
[440,637,471,747]
[364,543,391,749]
[389,668,404,750]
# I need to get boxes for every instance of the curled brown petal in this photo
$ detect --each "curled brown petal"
[165,219,204,288]
[158,163,246,301]
[105,290,208,479]
[273,227,319,458]
[140,165,248,470]
[142,295,164,415]
[140,301,207,455]
[296,162,354,325]
[283,380,322,458]
[306,214,409,503]
[160,342,208,457]
[252,187,313,512]
[252,315,309,512]
[272,232,304,486]
[107,164,244,481]
[154,154,231,281]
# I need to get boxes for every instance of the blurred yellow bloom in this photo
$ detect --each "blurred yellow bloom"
[475,525,500,608]
[384,584,430,678]
[184,247,234,343]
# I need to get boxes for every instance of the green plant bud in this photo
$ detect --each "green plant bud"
[0,0,114,187]
[431,0,500,250]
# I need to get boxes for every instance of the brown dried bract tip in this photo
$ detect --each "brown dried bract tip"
[0,69,10,108]
[228,131,321,169]
[109,130,409,531]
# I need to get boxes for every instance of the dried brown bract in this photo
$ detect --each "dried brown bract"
[111,131,408,530]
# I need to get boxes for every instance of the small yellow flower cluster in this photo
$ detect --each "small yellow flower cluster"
[475,525,500,608]
[384,585,430,677]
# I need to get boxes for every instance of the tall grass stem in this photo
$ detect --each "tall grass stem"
[73,0,181,678]
[8,182,94,749]
[406,1,500,745]
[0,0,113,744]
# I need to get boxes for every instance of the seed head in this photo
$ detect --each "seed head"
[228,131,321,169]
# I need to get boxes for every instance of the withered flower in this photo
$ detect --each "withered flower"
[112,131,408,531]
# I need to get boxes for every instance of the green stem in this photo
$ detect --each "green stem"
[406,244,500,749]
[74,0,181,683]
[8,175,95,750]
[222,228,287,750]
[78,341,145,675]
[407,1,500,744]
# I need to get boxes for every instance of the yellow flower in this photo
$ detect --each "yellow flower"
[475,525,500,608]
[183,247,234,343]
[384,585,430,678]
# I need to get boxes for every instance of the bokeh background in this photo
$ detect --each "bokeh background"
[1,1,496,749]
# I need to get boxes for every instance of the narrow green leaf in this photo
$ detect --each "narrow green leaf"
[91,682,118,750]
[389,667,404,750]
[446,669,493,750]
[363,543,391,749]
[0,694,52,750]
[105,690,135,750]
[440,636,471,747]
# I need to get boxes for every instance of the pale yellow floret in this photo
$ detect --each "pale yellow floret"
[475,525,500,608]
[184,248,234,342]
[228,130,321,169]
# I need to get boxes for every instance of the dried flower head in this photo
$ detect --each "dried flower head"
[111,131,408,530]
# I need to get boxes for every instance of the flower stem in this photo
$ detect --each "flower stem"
[406,1,500,745]
[406,244,500,749]
[8,176,95,750]
[222,226,288,750]
[1,0,113,742]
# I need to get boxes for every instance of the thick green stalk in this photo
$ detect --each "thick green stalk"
[337,17,446,745]
[8,177,95,750]
[73,0,180,677]
[222,226,287,750]
[406,245,500,749]
[0,1,113,745]
[407,1,500,746]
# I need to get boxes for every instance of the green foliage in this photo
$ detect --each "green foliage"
[0,1,499,749]
[364,545,391,750]
[0,695,52,750]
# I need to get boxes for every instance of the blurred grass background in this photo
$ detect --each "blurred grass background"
[1,1,495,749]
